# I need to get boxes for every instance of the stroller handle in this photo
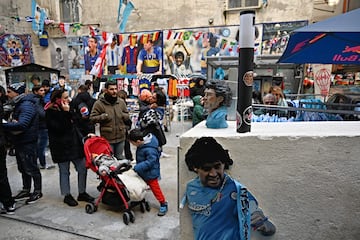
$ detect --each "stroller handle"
[82,133,98,144]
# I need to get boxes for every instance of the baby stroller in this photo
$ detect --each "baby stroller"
[83,136,150,225]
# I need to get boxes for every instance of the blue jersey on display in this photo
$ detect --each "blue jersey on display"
[138,46,162,73]
[84,52,99,72]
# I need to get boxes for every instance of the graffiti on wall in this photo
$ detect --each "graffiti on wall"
[0,34,33,67]
[5,20,307,82]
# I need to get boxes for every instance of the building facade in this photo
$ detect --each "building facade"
[0,0,354,66]
[0,0,358,96]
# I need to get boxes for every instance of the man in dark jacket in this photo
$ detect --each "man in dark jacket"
[70,85,95,136]
[3,82,42,204]
[0,86,16,214]
[32,85,54,169]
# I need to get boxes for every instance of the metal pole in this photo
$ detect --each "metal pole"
[237,10,255,133]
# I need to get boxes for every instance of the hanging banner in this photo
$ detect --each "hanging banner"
[163,25,263,79]
[49,38,68,76]
[67,37,86,80]
[31,0,48,36]
[262,21,307,55]
[313,64,332,99]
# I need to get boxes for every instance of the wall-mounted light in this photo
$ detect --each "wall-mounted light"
[208,18,214,25]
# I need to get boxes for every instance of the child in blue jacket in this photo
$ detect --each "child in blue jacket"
[128,128,168,216]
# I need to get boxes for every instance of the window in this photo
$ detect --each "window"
[227,0,261,10]
[60,0,80,22]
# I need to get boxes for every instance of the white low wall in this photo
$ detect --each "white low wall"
[178,121,360,240]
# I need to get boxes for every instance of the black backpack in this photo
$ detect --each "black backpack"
[140,109,167,147]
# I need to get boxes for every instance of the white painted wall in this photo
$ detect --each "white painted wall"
[179,121,360,240]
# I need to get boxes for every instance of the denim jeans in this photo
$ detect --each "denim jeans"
[15,142,42,192]
[110,141,125,160]
[37,129,48,167]
[58,158,87,196]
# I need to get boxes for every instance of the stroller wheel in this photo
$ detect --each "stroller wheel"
[130,210,135,223]
[123,212,130,225]
[85,203,95,214]
[140,202,145,213]
[145,201,151,212]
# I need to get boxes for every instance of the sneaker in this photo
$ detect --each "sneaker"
[13,189,31,200]
[25,192,43,204]
[4,203,16,215]
[251,209,276,236]
[157,202,168,216]
[77,192,95,203]
[161,152,170,158]
[0,203,6,214]
[39,165,46,169]
[64,194,78,207]
[46,164,55,169]
[8,148,15,156]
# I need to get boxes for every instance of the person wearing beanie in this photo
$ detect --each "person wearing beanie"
[137,88,167,149]
[138,89,155,119]
[7,82,26,95]
[3,82,43,204]
[181,137,276,240]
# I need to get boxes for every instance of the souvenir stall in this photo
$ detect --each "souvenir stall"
[4,63,60,91]
[276,9,360,120]
[206,55,298,120]
[102,73,193,130]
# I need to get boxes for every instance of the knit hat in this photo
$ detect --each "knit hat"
[8,82,26,94]
[139,89,152,102]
